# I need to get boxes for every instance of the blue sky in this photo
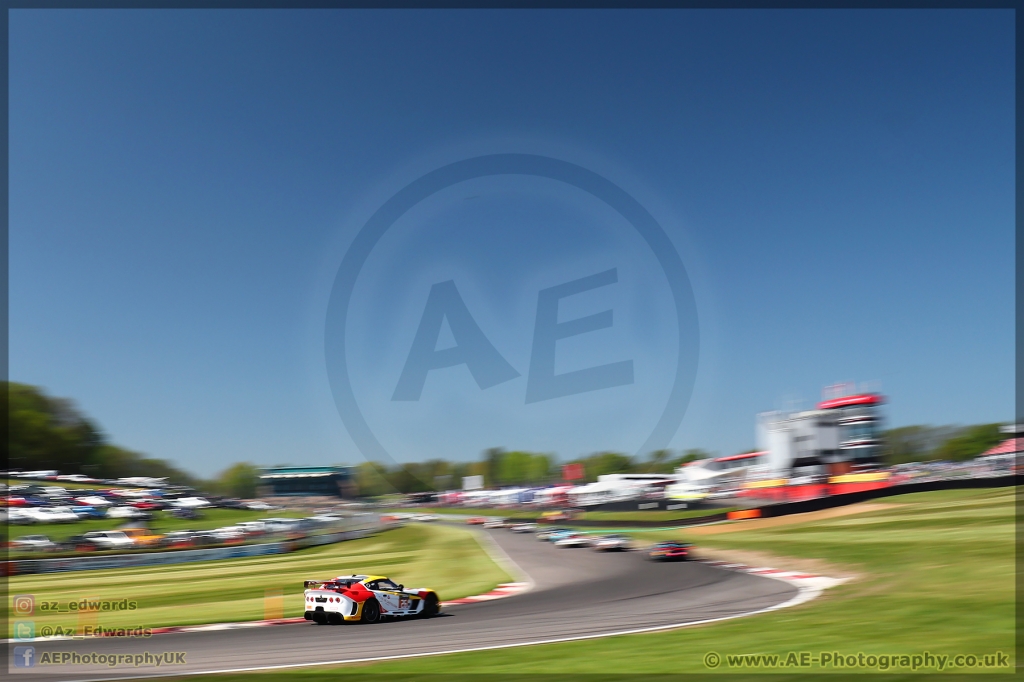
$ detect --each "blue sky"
[10,9,1014,476]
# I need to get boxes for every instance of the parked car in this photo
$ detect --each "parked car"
[25,506,79,523]
[236,520,267,535]
[71,505,106,520]
[107,505,149,520]
[162,531,197,548]
[56,474,98,483]
[82,530,134,550]
[120,527,164,548]
[59,534,100,552]
[171,496,213,509]
[7,508,35,525]
[12,535,56,551]
[211,526,246,542]
[261,518,303,533]
[74,495,112,508]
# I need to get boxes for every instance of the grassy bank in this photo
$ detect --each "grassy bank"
[197,487,1012,677]
[5,523,512,637]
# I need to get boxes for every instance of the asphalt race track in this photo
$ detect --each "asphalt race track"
[12,527,798,680]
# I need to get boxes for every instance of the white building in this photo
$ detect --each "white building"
[756,393,884,476]
[568,473,675,506]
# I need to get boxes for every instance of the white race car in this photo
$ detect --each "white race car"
[553,532,593,548]
[591,534,632,551]
[303,575,440,624]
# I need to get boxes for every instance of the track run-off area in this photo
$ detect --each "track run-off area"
[9,521,827,681]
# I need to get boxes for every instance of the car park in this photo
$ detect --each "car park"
[303,575,440,624]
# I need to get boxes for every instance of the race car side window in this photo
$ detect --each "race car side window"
[377,580,398,591]
[364,581,379,590]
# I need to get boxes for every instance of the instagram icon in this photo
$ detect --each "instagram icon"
[13,594,35,616]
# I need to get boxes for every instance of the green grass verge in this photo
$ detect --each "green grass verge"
[189,487,1013,678]
[5,523,512,637]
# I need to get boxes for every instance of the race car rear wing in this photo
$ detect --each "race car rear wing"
[304,580,325,589]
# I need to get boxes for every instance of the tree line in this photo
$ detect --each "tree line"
[6,382,257,497]
[351,447,711,496]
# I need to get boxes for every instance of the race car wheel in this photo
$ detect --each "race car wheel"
[313,610,328,625]
[420,593,439,618]
[360,598,381,624]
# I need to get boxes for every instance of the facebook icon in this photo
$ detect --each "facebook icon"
[14,646,35,668]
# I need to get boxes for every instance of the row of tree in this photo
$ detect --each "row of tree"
[351,447,712,496]
[883,423,1005,464]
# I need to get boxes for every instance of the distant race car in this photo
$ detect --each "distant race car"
[591,534,632,551]
[546,529,578,543]
[304,575,440,625]
[536,527,571,541]
[466,517,487,525]
[553,533,592,548]
[510,522,537,533]
[482,518,508,528]
[648,541,692,561]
